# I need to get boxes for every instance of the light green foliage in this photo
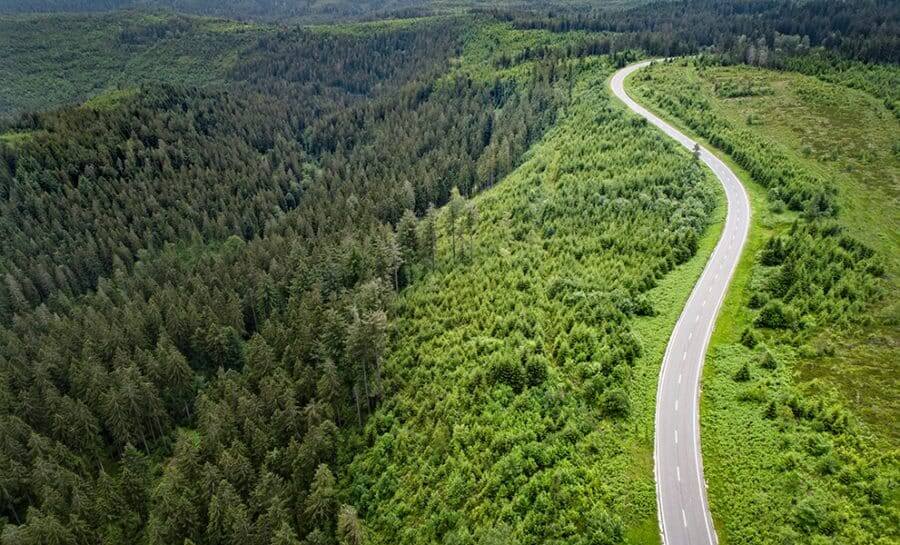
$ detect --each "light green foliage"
[628,59,899,544]
[346,59,719,544]
[454,21,585,82]
[82,88,138,111]
[304,15,444,36]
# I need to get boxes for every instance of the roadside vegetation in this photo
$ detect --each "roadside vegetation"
[628,57,899,545]
[347,58,721,544]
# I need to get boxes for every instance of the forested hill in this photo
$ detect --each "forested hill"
[0,3,897,545]
[1,0,611,22]
[0,16,570,544]
[0,0,413,21]
[0,19,463,318]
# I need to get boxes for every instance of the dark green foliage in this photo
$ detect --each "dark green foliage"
[601,387,631,418]
[733,363,751,382]
[739,327,759,348]
[758,347,777,370]
[754,300,795,330]
[0,0,439,22]
[495,0,899,64]
[491,351,527,393]
[0,12,264,115]
[747,291,768,309]
[524,354,549,387]
[0,17,567,544]
[760,236,787,266]
[0,19,466,320]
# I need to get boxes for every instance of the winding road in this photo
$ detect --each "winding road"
[610,61,751,545]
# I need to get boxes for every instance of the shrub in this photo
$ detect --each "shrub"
[817,454,841,476]
[793,493,838,535]
[748,291,768,309]
[740,327,759,348]
[601,387,631,419]
[759,347,777,370]
[491,353,525,393]
[755,299,796,329]
[524,354,549,387]
[733,362,751,382]
[759,236,786,266]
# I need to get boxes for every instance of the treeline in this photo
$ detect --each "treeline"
[483,0,900,64]
[0,0,433,21]
[0,19,567,544]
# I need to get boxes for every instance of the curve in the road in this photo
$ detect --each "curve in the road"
[610,61,751,545]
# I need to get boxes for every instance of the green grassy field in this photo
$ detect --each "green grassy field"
[627,59,899,545]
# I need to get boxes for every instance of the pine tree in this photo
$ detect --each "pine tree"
[337,504,366,545]
[446,187,465,260]
[396,210,418,286]
[417,204,437,269]
[304,464,337,525]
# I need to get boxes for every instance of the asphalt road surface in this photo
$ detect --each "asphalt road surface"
[610,61,751,545]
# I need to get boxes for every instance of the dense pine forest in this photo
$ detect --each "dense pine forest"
[0,1,897,545]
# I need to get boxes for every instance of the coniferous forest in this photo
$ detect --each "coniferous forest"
[0,1,897,545]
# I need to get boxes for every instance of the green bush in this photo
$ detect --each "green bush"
[754,299,796,329]
[759,347,778,370]
[491,352,526,393]
[524,354,549,387]
[601,387,631,419]
[733,362,751,382]
[740,327,760,348]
